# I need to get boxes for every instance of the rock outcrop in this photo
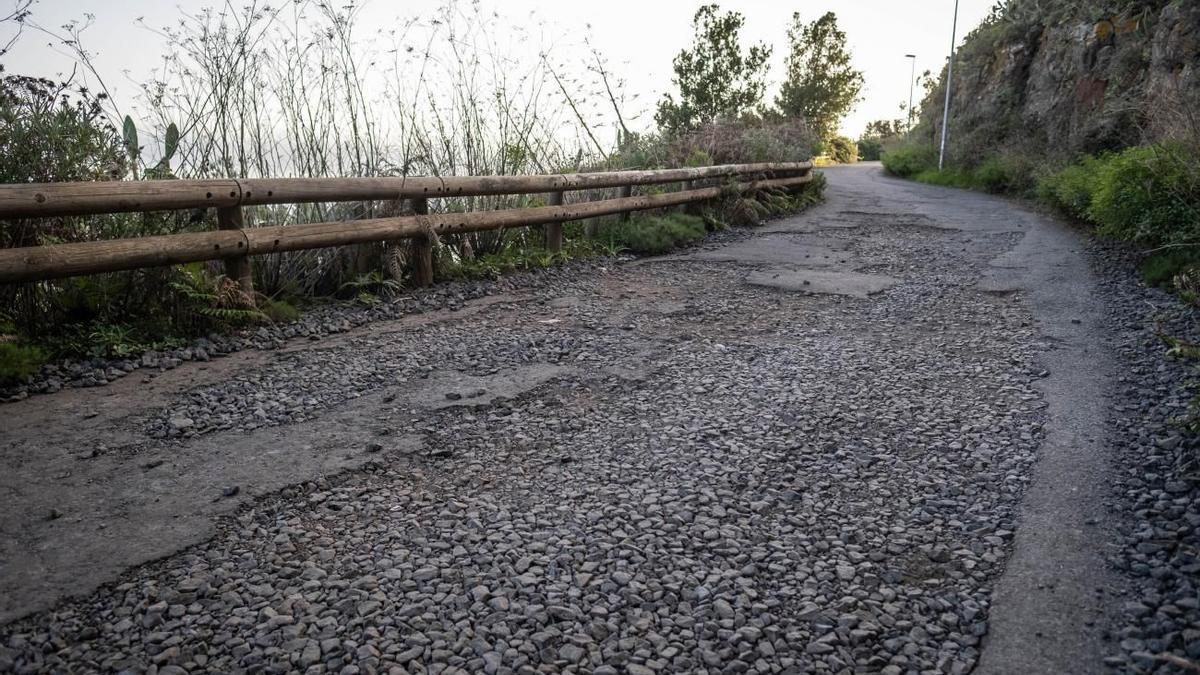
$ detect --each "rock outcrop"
[917,1,1200,160]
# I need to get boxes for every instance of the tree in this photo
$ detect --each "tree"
[655,4,772,135]
[857,119,905,161]
[827,136,858,163]
[775,12,864,141]
[864,119,904,139]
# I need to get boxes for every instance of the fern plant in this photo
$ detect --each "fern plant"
[169,264,266,326]
[339,271,403,305]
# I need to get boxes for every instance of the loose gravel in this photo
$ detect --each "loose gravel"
[0,210,1049,674]
[1092,240,1200,674]
[0,258,623,404]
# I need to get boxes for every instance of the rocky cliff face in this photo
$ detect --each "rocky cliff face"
[919,1,1200,161]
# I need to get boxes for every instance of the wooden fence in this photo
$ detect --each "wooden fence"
[0,162,813,290]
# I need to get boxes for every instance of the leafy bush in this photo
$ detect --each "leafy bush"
[886,147,1036,195]
[732,120,818,163]
[973,157,1011,193]
[882,144,937,177]
[260,298,302,323]
[1035,157,1104,220]
[0,73,259,359]
[799,171,828,206]
[170,264,265,325]
[827,136,858,164]
[1087,144,1200,245]
[0,343,46,384]
[443,244,565,281]
[857,137,883,161]
[605,213,709,255]
[1035,144,1200,287]
[1172,266,1200,305]
[1142,250,1200,288]
[1034,144,1200,247]
[0,73,125,185]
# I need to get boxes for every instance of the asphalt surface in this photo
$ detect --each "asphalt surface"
[0,163,1164,673]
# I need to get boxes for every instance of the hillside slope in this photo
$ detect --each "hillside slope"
[915,0,1200,162]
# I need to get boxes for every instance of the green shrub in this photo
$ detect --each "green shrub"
[1088,144,1200,245]
[261,298,302,323]
[440,238,598,282]
[604,213,708,255]
[1142,250,1200,288]
[684,148,713,167]
[781,173,826,212]
[857,137,883,161]
[0,343,46,384]
[890,151,1036,195]
[882,144,937,177]
[1035,157,1103,220]
[0,74,271,359]
[0,74,125,186]
[973,157,1012,193]
[828,136,858,164]
[1035,144,1200,250]
[736,180,826,222]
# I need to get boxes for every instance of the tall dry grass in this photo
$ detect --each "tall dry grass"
[108,0,635,294]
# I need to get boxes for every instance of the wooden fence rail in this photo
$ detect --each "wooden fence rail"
[0,162,813,288]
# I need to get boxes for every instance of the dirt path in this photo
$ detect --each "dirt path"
[0,164,1130,673]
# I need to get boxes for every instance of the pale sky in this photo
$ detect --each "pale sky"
[4,0,994,139]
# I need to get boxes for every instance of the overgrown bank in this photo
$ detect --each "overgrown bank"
[884,142,1200,283]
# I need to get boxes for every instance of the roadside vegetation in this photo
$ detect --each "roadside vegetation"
[0,1,869,385]
[884,109,1200,293]
[856,120,904,162]
[878,0,1200,292]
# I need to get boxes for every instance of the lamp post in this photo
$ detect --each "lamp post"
[905,54,917,132]
[938,0,960,171]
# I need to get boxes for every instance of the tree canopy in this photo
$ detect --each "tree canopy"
[655,4,772,136]
[863,119,905,139]
[775,12,864,140]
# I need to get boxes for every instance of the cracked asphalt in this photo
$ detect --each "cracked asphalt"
[0,164,1183,674]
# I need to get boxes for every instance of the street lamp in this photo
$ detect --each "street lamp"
[905,54,917,132]
[938,0,960,171]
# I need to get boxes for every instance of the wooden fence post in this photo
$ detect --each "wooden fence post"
[618,184,633,222]
[411,197,434,287]
[216,206,254,301]
[544,191,564,253]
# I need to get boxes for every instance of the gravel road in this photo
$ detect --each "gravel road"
[1,164,1196,674]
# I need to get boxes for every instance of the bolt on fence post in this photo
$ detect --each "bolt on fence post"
[411,197,434,287]
[619,184,633,223]
[544,191,564,253]
[216,205,254,302]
